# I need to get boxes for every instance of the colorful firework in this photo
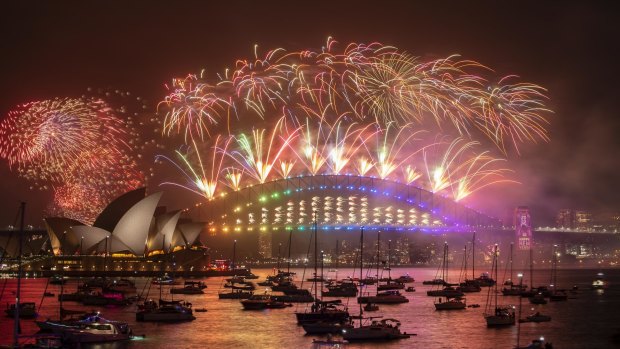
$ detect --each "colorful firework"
[0,92,150,223]
[160,39,551,155]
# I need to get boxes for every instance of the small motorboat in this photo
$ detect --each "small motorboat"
[516,337,553,349]
[467,304,480,308]
[592,272,607,289]
[529,293,547,305]
[363,303,379,312]
[519,312,551,323]
[405,286,415,292]
[5,302,37,318]
[194,308,208,312]
[44,292,55,297]
[434,297,466,310]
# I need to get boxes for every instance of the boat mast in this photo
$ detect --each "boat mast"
[376,231,380,295]
[494,244,499,310]
[529,247,533,290]
[472,232,475,280]
[510,242,513,283]
[359,226,364,326]
[387,239,391,281]
[313,211,318,303]
[552,244,558,293]
[445,243,449,284]
[320,250,324,301]
[335,239,339,279]
[232,239,237,271]
[463,244,467,283]
[516,272,523,348]
[14,202,25,349]
[276,243,281,272]
[287,229,292,274]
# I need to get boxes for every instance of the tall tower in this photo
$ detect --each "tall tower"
[258,229,272,259]
[515,206,532,250]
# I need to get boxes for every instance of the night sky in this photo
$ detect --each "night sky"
[1,1,619,226]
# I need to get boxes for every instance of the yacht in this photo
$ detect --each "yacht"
[475,272,496,287]
[357,290,409,304]
[485,306,516,326]
[529,293,547,305]
[136,301,195,322]
[434,296,466,310]
[240,294,289,310]
[458,280,482,293]
[36,311,109,332]
[519,312,551,323]
[60,322,131,343]
[241,294,272,310]
[322,280,358,297]
[152,274,178,285]
[395,274,414,283]
[273,288,315,303]
[422,278,445,285]
[342,318,411,341]
[295,300,350,324]
[377,281,405,291]
[170,281,206,294]
[218,288,253,299]
[426,286,464,298]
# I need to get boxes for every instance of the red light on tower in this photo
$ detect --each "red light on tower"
[515,206,532,250]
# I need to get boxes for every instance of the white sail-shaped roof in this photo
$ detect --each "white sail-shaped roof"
[157,210,182,251]
[43,217,85,255]
[178,222,204,246]
[93,187,146,232]
[71,226,109,253]
[112,192,163,255]
[170,229,187,249]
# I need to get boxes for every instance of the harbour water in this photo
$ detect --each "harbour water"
[1,268,619,348]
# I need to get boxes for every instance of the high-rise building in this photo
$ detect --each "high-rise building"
[556,209,575,229]
[515,206,532,250]
[575,211,592,230]
[258,230,272,259]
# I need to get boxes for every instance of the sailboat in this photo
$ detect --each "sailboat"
[377,240,404,291]
[342,227,411,341]
[433,243,466,310]
[483,245,515,327]
[502,243,528,296]
[296,213,349,326]
[548,244,567,301]
[322,240,358,297]
[219,240,254,299]
[358,231,408,304]
[427,243,464,298]
[458,234,482,293]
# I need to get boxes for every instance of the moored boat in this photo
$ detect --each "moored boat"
[434,297,466,310]
[5,302,37,318]
[342,318,411,341]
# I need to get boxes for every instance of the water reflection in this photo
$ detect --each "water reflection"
[1,268,619,348]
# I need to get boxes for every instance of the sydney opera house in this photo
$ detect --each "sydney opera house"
[4,188,214,277]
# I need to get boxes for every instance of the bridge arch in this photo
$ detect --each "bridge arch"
[197,174,499,235]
